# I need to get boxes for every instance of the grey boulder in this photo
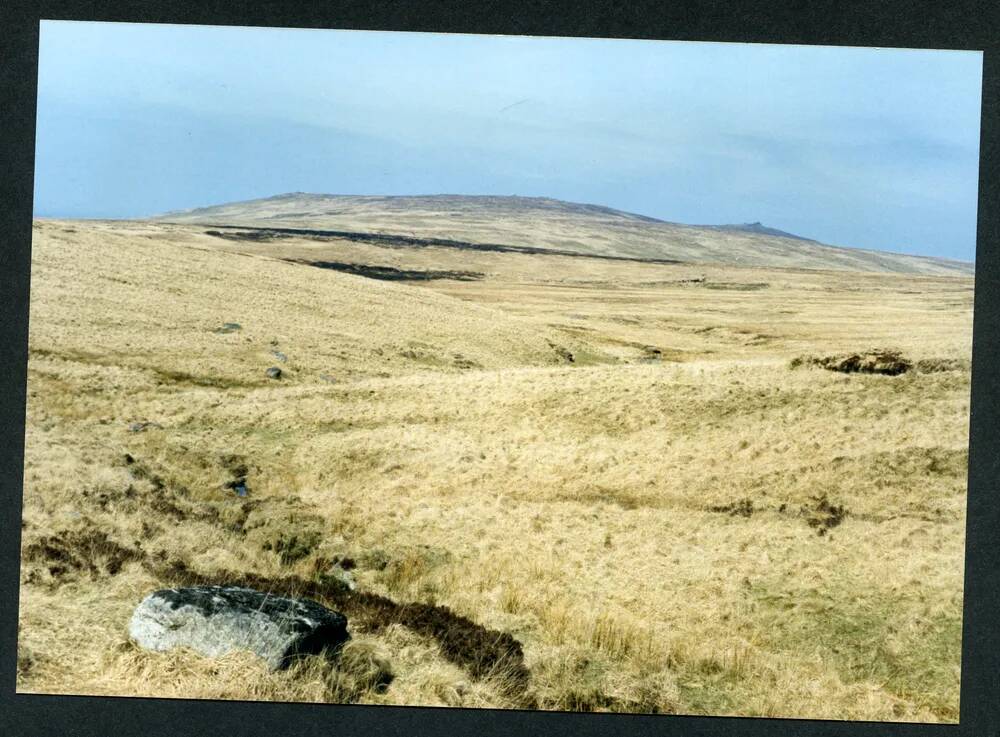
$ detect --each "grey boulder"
[128,585,349,670]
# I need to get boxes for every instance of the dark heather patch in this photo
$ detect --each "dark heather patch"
[147,560,531,702]
[149,494,191,521]
[23,530,144,579]
[201,225,682,266]
[286,260,484,282]
[709,498,754,518]
[336,557,357,571]
[263,531,321,565]
[218,454,249,479]
[802,495,849,534]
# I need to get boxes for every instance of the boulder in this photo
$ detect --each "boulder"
[128,585,349,670]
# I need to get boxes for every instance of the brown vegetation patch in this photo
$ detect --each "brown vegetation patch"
[708,498,754,518]
[285,259,484,283]
[202,225,683,266]
[23,529,144,581]
[802,495,849,535]
[790,349,912,376]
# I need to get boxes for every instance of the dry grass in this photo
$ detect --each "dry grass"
[17,219,972,721]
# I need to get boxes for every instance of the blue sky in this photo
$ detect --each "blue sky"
[34,21,984,261]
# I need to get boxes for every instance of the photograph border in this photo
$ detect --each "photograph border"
[2,2,998,735]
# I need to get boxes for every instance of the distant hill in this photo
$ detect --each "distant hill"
[151,193,974,276]
[711,222,817,242]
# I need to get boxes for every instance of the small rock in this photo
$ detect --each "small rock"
[271,350,288,363]
[266,367,283,380]
[128,586,350,670]
[128,421,162,433]
[213,322,242,334]
[319,374,338,384]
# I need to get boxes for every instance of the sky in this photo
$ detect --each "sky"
[34,21,984,261]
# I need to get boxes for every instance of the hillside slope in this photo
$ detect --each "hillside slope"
[27,220,609,387]
[20,218,970,720]
[152,193,973,276]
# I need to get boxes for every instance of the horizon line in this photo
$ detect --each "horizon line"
[32,191,977,266]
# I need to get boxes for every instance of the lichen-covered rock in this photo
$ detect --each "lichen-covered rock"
[128,585,349,670]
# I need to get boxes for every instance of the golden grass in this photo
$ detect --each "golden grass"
[17,219,972,721]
